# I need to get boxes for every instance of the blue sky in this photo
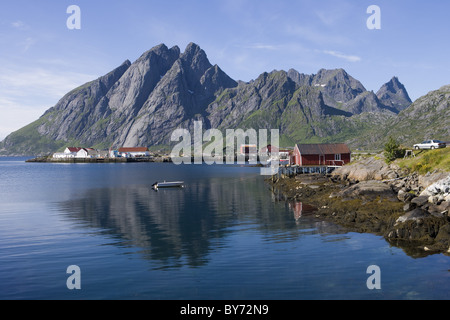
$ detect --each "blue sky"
[1,0,449,140]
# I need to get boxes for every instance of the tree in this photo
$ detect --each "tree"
[384,136,405,163]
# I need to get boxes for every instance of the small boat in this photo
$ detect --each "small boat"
[152,181,184,189]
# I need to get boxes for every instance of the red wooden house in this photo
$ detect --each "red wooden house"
[293,143,351,167]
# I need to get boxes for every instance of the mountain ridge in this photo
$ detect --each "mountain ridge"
[0,42,447,156]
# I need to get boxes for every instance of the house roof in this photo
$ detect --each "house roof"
[66,147,95,153]
[296,143,351,155]
[118,147,149,153]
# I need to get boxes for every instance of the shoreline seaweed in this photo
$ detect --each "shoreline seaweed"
[266,170,450,258]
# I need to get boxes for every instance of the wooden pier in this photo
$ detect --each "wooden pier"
[274,165,341,179]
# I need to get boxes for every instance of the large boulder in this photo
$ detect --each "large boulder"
[419,172,450,193]
[420,174,450,197]
[331,156,401,182]
[336,180,397,201]
[397,189,416,202]
[411,196,430,207]
[396,208,429,224]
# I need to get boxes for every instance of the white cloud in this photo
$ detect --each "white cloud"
[0,65,95,139]
[285,25,353,47]
[314,2,354,27]
[11,20,28,30]
[323,50,361,62]
[243,43,279,50]
[0,66,95,100]
[20,37,37,52]
[0,97,44,140]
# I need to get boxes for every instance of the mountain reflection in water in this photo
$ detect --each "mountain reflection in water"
[58,174,346,269]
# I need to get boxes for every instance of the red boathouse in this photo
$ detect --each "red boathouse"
[293,143,351,167]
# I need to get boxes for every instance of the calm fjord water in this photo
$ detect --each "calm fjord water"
[0,157,448,300]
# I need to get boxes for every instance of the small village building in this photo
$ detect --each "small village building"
[260,144,279,155]
[64,147,83,154]
[53,152,73,159]
[239,144,258,156]
[53,147,83,159]
[293,143,351,167]
[260,144,291,157]
[75,148,90,158]
[260,144,292,165]
[87,149,109,158]
[53,147,99,159]
[109,150,121,158]
[118,147,150,158]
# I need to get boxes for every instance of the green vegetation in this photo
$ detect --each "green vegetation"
[1,113,65,155]
[66,80,94,96]
[384,136,406,163]
[397,147,450,174]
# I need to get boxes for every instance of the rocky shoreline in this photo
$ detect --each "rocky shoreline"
[267,157,450,257]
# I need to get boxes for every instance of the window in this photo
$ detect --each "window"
[335,154,341,161]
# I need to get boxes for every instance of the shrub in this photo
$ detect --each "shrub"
[384,136,405,163]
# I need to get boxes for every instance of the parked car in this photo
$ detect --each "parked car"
[413,140,446,150]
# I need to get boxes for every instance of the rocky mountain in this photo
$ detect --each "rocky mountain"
[376,76,412,112]
[0,43,237,155]
[207,67,409,147]
[0,42,435,156]
[374,84,450,148]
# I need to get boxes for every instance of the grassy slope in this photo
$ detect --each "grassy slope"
[396,147,450,174]
[0,114,65,155]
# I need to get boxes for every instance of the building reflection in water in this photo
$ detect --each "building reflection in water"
[289,201,318,222]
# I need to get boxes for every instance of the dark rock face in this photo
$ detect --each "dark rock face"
[370,84,450,148]
[0,43,238,155]
[376,76,412,112]
[411,196,430,207]
[395,208,430,224]
[0,43,417,156]
[310,68,366,108]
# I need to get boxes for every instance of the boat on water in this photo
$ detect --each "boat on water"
[152,181,184,190]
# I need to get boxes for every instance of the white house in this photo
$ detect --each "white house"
[118,147,150,158]
[64,147,82,154]
[75,148,90,158]
[53,147,96,159]
[53,147,81,158]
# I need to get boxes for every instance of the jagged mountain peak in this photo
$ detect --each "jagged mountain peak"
[184,42,203,55]
[312,68,364,88]
[379,76,407,94]
[287,69,312,87]
[307,68,366,107]
[341,90,397,115]
[315,67,346,77]
[121,59,132,67]
[390,76,401,84]
[0,43,431,156]
[376,76,412,112]
[181,43,209,64]
[363,83,450,149]
[135,43,180,63]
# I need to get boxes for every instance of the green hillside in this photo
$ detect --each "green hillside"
[397,147,450,174]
